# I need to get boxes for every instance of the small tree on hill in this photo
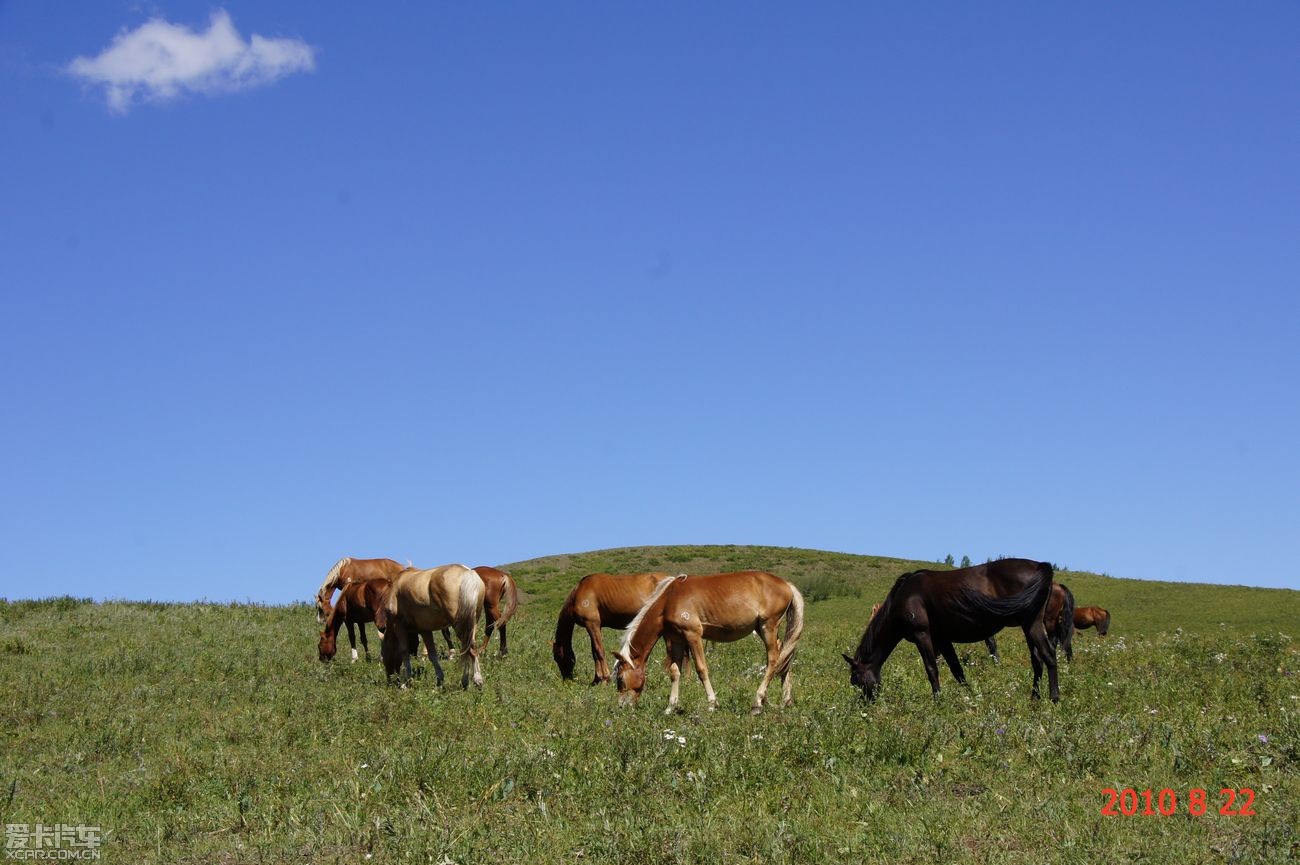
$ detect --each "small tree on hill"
[960,555,971,568]
[943,554,955,567]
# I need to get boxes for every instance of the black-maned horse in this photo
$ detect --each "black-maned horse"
[844,558,1061,702]
[985,581,1076,662]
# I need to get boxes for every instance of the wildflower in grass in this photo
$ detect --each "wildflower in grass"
[1258,734,1269,744]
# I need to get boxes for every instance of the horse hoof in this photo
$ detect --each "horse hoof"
[708,702,718,712]
[750,706,763,716]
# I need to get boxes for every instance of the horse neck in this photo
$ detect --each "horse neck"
[554,607,576,649]
[624,596,667,665]
[855,613,902,671]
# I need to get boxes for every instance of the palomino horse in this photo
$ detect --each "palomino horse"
[552,572,668,684]
[613,571,805,715]
[984,581,1076,662]
[377,564,485,689]
[319,578,389,662]
[316,557,405,623]
[845,559,1060,702]
[1074,605,1110,636]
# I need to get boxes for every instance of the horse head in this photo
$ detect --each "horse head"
[318,628,336,662]
[613,649,644,707]
[551,639,577,681]
[842,653,880,700]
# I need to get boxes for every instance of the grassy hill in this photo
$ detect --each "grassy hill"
[2,546,1297,863]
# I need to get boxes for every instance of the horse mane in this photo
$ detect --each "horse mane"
[318,557,352,597]
[855,571,922,660]
[618,574,684,660]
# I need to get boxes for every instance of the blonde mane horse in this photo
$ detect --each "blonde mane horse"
[316,556,405,623]
[377,564,486,689]
[614,571,804,715]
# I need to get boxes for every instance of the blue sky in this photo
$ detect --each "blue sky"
[2,3,1297,601]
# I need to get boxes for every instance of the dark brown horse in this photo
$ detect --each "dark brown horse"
[1074,605,1110,636]
[845,559,1060,702]
[552,572,668,683]
[614,572,804,714]
[315,557,405,623]
[319,578,390,662]
[985,581,1077,661]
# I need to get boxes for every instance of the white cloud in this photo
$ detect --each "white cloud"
[67,10,314,113]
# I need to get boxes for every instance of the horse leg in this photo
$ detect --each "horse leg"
[684,631,719,711]
[420,631,444,687]
[937,640,967,686]
[346,621,358,663]
[481,600,499,656]
[358,623,369,661]
[583,620,609,685]
[752,620,783,714]
[498,620,508,657]
[1022,621,1060,702]
[1064,632,1074,662]
[441,629,456,660]
[664,636,686,715]
[985,636,1000,663]
[914,632,943,696]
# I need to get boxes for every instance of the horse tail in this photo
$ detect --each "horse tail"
[953,561,1053,622]
[375,578,396,632]
[1056,583,1075,649]
[455,567,485,654]
[497,572,520,627]
[772,581,805,676]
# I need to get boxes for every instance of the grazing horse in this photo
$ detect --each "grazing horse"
[1074,605,1111,636]
[552,572,668,684]
[316,557,405,623]
[377,564,485,689]
[613,571,805,715]
[844,559,1060,702]
[319,578,389,662]
[985,581,1076,662]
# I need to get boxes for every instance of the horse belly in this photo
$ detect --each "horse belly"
[701,624,754,643]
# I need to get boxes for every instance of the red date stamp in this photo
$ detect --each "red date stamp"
[1101,787,1256,817]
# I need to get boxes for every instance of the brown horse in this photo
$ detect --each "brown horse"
[552,572,668,684]
[319,578,390,662]
[845,559,1060,702]
[1074,605,1110,636]
[985,581,1076,662]
[878,601,1000,661]
[316,557,405,623]
[613,571,805,715]
[471,566,520,656]
[377,564,485,689]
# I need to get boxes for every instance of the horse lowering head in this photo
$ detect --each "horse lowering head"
[380,625,408,680]
[842,654,880,700]
[613,651,645,707]
[551,640,577,680]
[318,627,337,662]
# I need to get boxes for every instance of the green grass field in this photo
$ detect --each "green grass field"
[3,546,1297,863]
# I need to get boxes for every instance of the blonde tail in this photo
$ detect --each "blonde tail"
[772,583,804,676]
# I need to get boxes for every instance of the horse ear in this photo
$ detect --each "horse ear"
[841,653,856,667]
[614,650,632,667]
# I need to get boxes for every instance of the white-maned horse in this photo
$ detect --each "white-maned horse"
[377,564,486,689]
